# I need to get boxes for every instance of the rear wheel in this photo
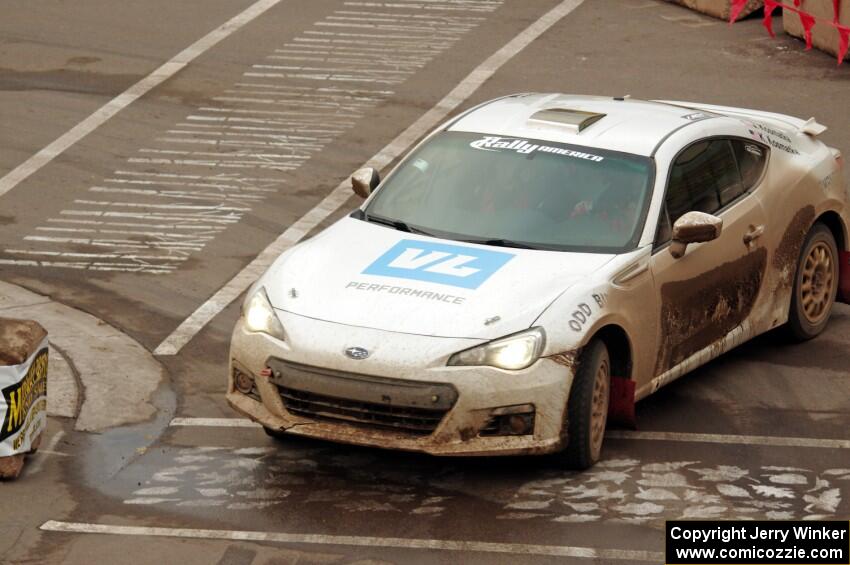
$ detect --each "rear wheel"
[559,339,610,470]
[787,223,838,341]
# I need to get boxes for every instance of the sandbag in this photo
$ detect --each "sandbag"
[0,318,48,478]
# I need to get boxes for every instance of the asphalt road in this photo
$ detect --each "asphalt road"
[1,1,849,563]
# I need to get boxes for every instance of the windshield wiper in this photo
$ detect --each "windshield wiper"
[364,213,410,231]
[363,213,537,248]
[462,238,539,250]
[363,213,436,237]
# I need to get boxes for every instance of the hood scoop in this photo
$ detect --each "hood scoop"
[528,108,606,133]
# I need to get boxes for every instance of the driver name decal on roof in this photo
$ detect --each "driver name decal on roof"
[469,136,604,162]
[362,239,514,289]
[745,121,800,155]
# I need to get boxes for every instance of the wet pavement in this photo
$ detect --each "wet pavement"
[1,0,849,563]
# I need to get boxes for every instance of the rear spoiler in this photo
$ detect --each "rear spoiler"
[800,117,827,136]
[655,100,828,137]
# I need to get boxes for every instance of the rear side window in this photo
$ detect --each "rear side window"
[731,139,768,191]
[665,139,742,223]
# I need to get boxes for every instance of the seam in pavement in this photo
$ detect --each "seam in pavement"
[48,341,84,420]
[0,280,164,432]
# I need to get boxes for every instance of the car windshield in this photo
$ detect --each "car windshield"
[362,132,654,252]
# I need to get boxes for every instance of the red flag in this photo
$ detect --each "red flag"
[834,0,842,23]
[763,0,780,37]
[799,11,817,49]
[838,25,850,64]
[729,0,751,23]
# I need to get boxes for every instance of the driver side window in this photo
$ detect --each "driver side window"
[656,138,748,246]
[666,139,741,224]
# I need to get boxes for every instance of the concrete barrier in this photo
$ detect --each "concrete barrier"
[666,0,764,20]
[784,0,850,61]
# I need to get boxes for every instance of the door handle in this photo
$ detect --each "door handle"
[743,224,765,246]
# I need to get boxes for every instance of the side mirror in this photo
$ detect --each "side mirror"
[351,167,380,198]
[669,211,723,259]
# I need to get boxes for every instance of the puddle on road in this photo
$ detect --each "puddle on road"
[496,459,847,525]
[117,441,850,527]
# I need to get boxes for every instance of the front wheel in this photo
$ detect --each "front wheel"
[559,339,610,470]
[786,223,838,341]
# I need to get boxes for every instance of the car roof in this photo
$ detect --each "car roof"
[447,93,711,157]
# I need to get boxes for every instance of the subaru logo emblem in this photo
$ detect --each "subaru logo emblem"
[345,346,370,360]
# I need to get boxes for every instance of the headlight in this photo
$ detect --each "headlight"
[242,286,286,340]
[448,327,546,370]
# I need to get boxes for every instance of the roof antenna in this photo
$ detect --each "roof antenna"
[613,94,631,101]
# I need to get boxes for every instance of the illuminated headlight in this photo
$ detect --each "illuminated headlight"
[448,327,546,370]
[242,286,286,340]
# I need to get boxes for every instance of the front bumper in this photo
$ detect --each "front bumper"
[227,313,573,456]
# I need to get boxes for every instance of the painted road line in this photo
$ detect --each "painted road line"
[4,2,491,273]
[168,417,850,449]
[23,431,67,476]
[40,520,662,562]
[0,0,284,199]
[170,417,261,428]
[154,0,587,355]
[606,430,850,449]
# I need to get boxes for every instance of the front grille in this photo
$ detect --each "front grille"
[267,359,457,436]
[278,386,447,435]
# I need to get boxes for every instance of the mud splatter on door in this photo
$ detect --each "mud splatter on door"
[656,248,767,373]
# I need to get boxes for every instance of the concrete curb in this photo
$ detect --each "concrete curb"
[0,281,164,432]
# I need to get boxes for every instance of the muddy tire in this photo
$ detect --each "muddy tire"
[559,339,610,470]
[786,223,838,341]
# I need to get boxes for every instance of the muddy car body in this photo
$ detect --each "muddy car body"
[228,94,850,469]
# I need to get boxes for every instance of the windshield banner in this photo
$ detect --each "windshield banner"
[470,136,605,162]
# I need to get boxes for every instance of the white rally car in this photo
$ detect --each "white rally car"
[228,94,850,469]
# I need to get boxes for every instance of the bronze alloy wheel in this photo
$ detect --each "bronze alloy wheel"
[799,241,835,325]
[787,222,839,341]
[589,356,610,462]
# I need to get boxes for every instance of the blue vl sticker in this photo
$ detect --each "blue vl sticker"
[362,239,514,289]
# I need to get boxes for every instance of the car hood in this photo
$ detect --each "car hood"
[264,216,615,339]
